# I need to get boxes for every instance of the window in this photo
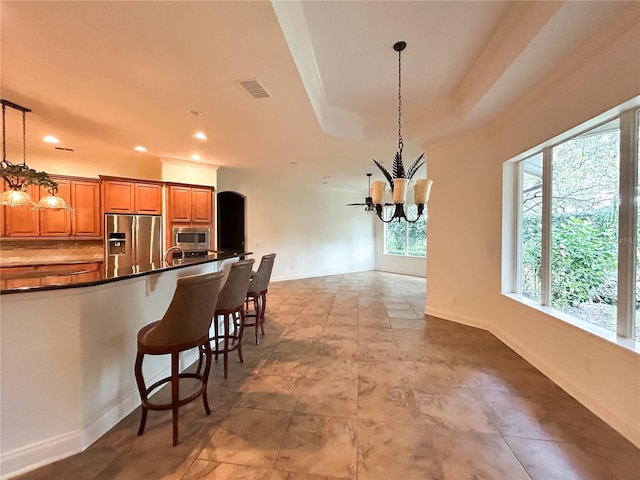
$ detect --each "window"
[508,101,639,341]
[384,205,427,257]
[550,119,619,330]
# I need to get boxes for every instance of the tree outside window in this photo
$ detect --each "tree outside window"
[384,205,427,257]
[516,112,639,340]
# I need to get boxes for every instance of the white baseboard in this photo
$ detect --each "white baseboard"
[272,266,374,282]
[0,430,81,480]
[424,306,489,330]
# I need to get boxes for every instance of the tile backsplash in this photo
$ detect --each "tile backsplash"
[0,239,104,266]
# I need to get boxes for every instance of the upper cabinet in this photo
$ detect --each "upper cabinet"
[40,179,72,236]
[135,183,163,214]
[167,185,213,224]
[71,180,101,237]
[191,188,213,223]
[102,177,162,215]
[2,177,101,238]
[168,185,191,222]
[102,180,135,213]
[4,184,40,237]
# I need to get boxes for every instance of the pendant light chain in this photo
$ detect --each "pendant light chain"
[2,103,6,163]
[22,110,27,166]
[370,41,431,224]
[397,46,403,156]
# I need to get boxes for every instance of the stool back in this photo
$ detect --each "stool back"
[247,253,276,295]
[142,271,224,347]
[216,259,255,310]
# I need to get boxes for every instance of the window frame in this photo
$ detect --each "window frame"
[383,205,427,258]
[503,97,639,346]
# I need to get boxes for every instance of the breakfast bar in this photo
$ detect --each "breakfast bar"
[0,252,247,476]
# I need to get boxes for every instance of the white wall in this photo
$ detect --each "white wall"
[160,158,218,187]
[425,16,640,446]
[24,147,162,181]
[217,169,375,280]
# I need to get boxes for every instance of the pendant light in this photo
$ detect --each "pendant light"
[0,99,72,210]
[371,41,433,223]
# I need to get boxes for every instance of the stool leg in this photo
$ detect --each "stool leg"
[223,313,230,379]
[171,352,179,446]
[237,310,244,364]
[195,345,204,375]
[201,341,212,415]
[254,295,260,345]
[260,291,267,335]
[135,352,148,436]
[213,315,219,362]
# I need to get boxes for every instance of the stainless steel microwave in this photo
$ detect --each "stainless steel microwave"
[173,227,211,252]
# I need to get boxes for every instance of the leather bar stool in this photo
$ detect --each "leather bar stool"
[207,259,255,378]
[134,270,224,446]
[245,253,276,344]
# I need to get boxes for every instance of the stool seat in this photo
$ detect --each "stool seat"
[134,270,224,446]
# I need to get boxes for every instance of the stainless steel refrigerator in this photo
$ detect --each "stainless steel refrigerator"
[105,214,162,271]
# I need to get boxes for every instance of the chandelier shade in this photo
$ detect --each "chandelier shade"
[34,194,74,210]
[0,99,72,210]
[0,188,37,207]
[370,41,433,223]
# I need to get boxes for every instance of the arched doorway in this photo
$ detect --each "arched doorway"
[217,191,246,253]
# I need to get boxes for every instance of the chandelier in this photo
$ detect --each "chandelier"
[371,41,432,223]
[0,99,72,210]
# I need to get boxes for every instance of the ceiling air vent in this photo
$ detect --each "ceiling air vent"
[238,79,271,99]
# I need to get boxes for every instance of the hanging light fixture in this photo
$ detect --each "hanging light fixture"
[371,41,432,223]
[0,99,72,210]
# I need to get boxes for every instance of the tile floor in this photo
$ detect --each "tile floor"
[15,272,640,480]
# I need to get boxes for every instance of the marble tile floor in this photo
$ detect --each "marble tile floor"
[15,272,640,480]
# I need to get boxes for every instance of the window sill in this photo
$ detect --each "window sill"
[502,292,640,355]
[383,253,426,258]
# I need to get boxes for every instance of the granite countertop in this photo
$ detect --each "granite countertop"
[0,251,252,294]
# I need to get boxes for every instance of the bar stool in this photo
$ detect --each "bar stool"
[207,258,255,378]
[134,270,224,446]
[245,253,276,344]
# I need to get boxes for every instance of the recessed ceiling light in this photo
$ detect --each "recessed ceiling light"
[194,132,207,140]
[43,135,59,144]
[191,154,201,161]
[134,146,147,152]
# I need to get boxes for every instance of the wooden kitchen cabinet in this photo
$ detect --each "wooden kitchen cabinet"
[40,179,72,237]
[168,185,192,222]
[2,177,102,239]
[102,180,135,213]
[167,185,213,223]
[72,180,101,237]
[102,178,163,215]
[191,188,213,223]
[134,183,163,214]
[165,183,215,250]
[1,262,103,290]
[4,185,40,237]
[0,181,5,237]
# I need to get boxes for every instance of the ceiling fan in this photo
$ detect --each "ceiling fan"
[346,173,391,211]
